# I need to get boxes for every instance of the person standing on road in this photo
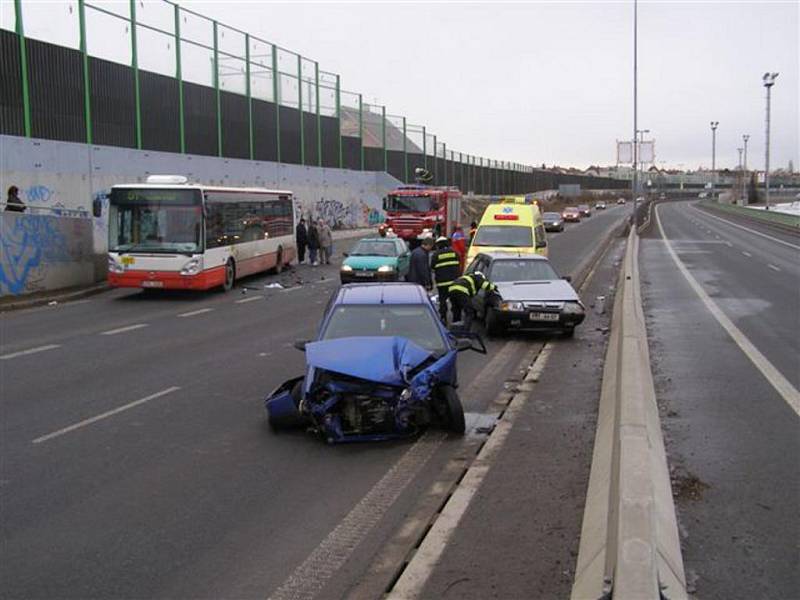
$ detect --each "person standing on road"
[406,237,433,289]
[469,221,478,244]
[317,218,333,265]
[451,225,467,271]
[5,186,25,213]
[295,217,308,264]
[430,236,461,323]
[449,270,497,331]
[307,220,321,266]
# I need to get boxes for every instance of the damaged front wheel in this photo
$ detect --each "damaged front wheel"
[437,384,465,434]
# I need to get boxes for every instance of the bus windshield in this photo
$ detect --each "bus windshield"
[385,194,438,212]
[109,188,203,254]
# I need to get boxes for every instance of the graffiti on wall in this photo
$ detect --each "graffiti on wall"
[294,197,385,229]
[0,214,70,295]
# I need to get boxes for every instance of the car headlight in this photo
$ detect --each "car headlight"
[562,301,585,314]
[377,265,395,273]
[180,258,201,275]
[341,264,353,272]
[108,257,125,273]
[500,301,524,312]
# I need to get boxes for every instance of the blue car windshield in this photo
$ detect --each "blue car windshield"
[321,304,447,355]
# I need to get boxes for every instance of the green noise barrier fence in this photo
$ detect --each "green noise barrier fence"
[1,0,625,193]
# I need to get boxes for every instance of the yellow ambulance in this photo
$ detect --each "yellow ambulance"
[467,202,548,263]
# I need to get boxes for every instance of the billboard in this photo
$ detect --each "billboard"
[617,141,633,164]
[616,140,655,164]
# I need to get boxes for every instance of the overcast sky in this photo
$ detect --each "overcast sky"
[4,1,798,171]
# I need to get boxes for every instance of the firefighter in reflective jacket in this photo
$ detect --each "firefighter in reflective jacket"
[449,271,497,330]
[431,236,461,323]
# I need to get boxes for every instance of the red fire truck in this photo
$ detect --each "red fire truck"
[382,185,463,245]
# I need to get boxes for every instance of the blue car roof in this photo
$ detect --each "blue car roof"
[335,283,429,305]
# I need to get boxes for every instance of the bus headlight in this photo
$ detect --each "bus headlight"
[377,265,395,273]
[341,265,353,272]
[180,258,202,275]
[108,257,125,273]
[500,301,524,312]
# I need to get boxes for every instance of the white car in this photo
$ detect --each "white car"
[617,197,626,204]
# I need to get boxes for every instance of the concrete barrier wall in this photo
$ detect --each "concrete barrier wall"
[1,134,401,297]
[0,212,94,296]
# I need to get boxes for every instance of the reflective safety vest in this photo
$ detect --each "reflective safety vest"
[449,273,495,297]
[431,249,461,288]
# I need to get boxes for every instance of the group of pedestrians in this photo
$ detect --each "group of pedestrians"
[295,217,333,266]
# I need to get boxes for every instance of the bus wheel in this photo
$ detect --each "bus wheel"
[274,247,284,274]
[223,259,235,292]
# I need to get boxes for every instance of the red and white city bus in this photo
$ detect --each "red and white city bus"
[107,176,296,291]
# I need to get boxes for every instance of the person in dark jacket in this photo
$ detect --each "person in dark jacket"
[307,220,321,266]
[295,218,308,264]
[449,270,497,331]
[430,236,461,323]
[406,237,433,289]
[5,186,25,213]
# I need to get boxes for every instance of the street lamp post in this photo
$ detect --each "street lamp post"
[710,121,719,199]
[637,128,650,196]
[742,134,750,170]
[762,72,778,210]
[737,147,744,204]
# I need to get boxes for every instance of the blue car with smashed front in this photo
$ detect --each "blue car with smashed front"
[264,283,484,443]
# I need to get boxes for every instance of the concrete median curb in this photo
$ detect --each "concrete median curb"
[571,227,686,600]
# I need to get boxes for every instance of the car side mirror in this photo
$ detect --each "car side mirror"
[342,252,349,258]
[562,275,572,282]
[293,339,309,351]
[92,197,103,218]
[536,239,547,249]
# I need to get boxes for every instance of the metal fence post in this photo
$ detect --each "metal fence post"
[246,34,254,160]
[315,62,321,167]
[432,135,437,183]
[78,0,92,143]
[13,0,31,137]
[443,143,447,186]
[297,55,304,166]
[272,45,281,163]
[130,0,142,149]
[212,20,221,157]
[382,105,387,172]
[402,117,408,183]
[174,4,185,153]
[358,94,364,171]
[335,74,342,169]
[422,126,427,170]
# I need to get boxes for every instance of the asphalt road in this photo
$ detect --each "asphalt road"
[640,200,799,599]
[0,204,629,599]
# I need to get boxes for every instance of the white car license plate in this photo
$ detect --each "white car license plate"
[355,272,374,277]
[530,312,559,322]
[141,280,164,288]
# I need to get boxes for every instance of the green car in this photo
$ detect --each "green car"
[340,237,411,284]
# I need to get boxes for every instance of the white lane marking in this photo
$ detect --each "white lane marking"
[281,286,303,292]
[742,251,752,257]
[692,204,800,250]
[32,386,182,444]
[268,432,446,600]
[178,308,214,318]
[389,344,554,598]
[725,241,733,247]
[235,295,263,304]
[100,323,148,336]
[0,344,61,361]
[657,205,800,416]
[768,264,781,272]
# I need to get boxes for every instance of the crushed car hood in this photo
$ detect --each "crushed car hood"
[495,280,579,303]
[305,336,434,386]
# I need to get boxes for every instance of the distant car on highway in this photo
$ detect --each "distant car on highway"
[562,206,581,222]
[617,197,627,204]
[698,192,708,199]
[595,201,607,210]
[264,283,486,441]
[542,212,565,232]
[340,237,410,284]
[578,204,592,217]
[659,193,666,200]
[466,252,586,337]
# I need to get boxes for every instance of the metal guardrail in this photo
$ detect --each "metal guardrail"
[571,227,687,600]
